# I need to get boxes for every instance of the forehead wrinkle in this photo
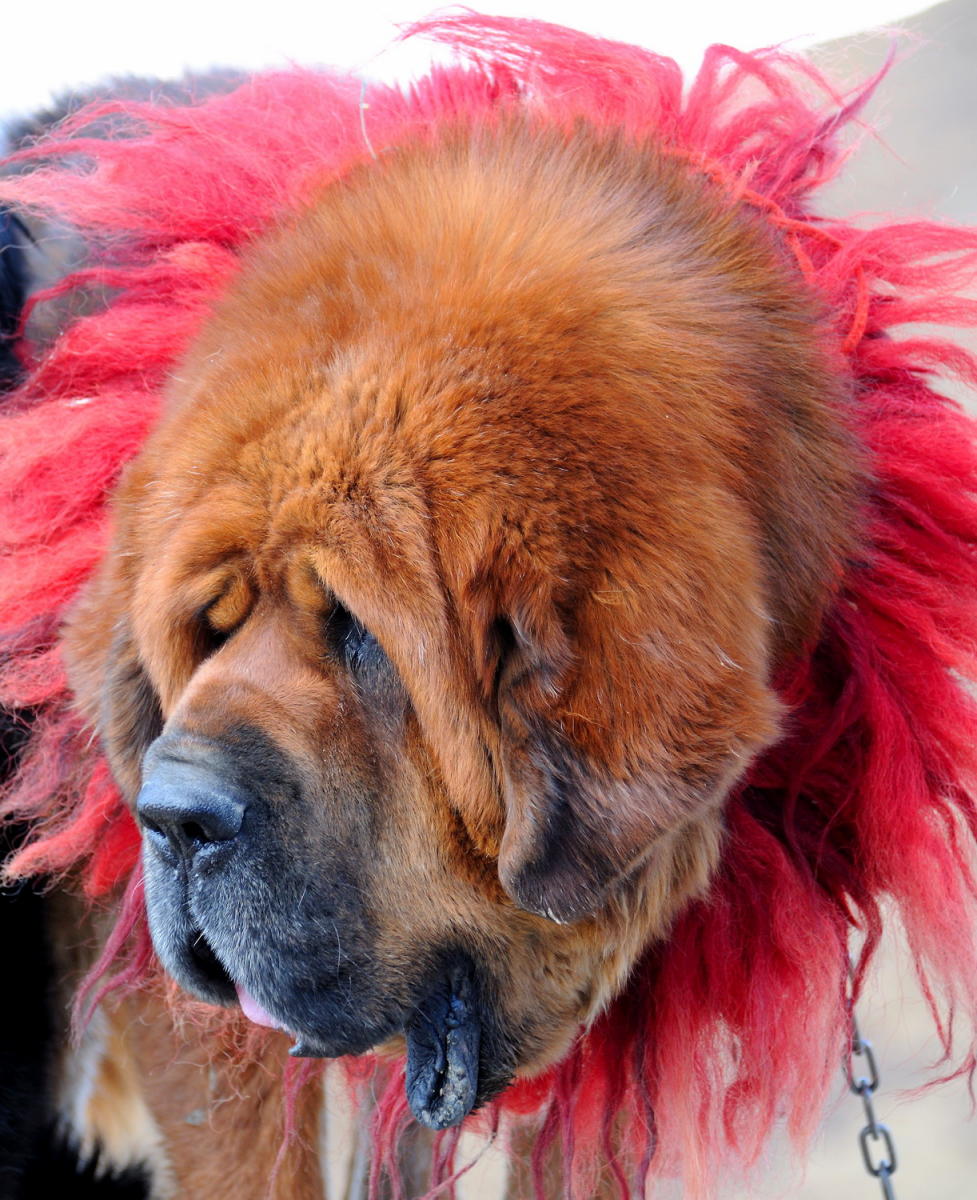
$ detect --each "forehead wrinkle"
[240,449,432,637]
[202,355,473,638]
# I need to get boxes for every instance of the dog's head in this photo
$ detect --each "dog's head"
[63,121,858,1127]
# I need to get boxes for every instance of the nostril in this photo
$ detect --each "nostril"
[136,768,249,859]
[181,821,209,844]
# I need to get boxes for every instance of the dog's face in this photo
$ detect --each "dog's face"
[63,122,857,1127]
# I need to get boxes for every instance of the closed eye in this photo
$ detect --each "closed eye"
[195,572,253,658]
[324,602,385,674]
[195,607,241,659]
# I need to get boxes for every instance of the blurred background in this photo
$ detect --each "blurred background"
[2,1,975,1196]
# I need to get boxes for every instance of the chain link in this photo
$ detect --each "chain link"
[845,1014,899,1199]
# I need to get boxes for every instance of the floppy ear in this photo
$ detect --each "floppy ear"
[497,710,674,924]
[490,573,782,925]
[62,557,163,802]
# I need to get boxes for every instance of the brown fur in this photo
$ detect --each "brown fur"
[62,119,859,1194]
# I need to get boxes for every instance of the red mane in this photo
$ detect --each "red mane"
[3,15,977,1197]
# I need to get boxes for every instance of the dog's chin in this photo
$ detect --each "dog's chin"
[159,923,398,1055]
[150,908,513,1130]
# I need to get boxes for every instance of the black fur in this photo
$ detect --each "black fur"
[0,209,26,388]
[0,217,148,1199]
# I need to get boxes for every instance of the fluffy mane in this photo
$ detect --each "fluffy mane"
[3,14,977,1197]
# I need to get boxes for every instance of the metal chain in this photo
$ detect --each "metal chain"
[845,1012,899,1199]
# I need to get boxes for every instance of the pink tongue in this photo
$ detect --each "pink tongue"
[236,985,286,1031]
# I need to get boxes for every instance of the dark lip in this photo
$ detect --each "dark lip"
[404,954,483,1129]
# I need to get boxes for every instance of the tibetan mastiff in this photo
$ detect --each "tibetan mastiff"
[60,112,856,1148]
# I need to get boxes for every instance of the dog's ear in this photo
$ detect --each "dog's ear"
[486,566,782,925]
[63,555,162,802]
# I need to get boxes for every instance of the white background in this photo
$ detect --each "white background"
[1,1,936,121]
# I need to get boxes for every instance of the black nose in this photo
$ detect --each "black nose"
[137,762,248,861]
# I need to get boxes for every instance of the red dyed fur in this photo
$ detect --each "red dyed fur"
[3,14,977,1198]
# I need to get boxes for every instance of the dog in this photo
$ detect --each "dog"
[64,110,858,1112]
[3,16,977,1199]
